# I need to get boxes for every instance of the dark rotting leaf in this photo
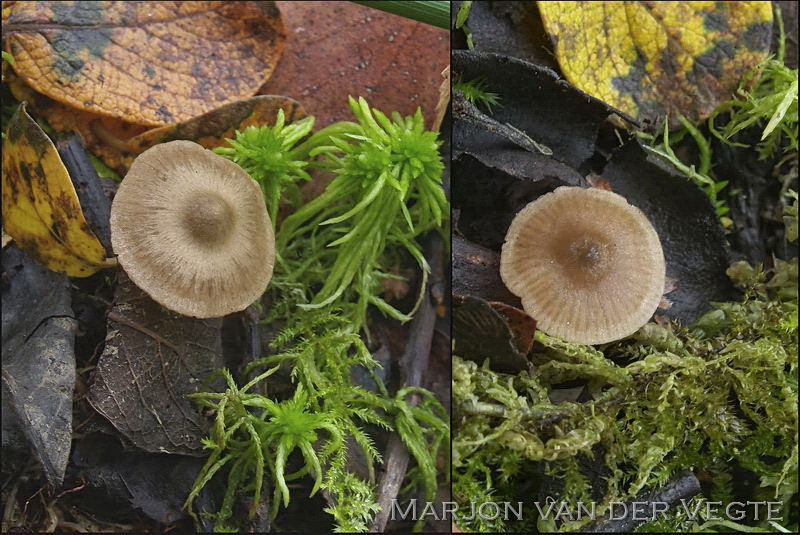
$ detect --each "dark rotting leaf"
[452,49,736,326]
[88,271,225,456]
[603,140,738,323]
[57,133,113,254]
[1,244,76,487]
[453,235,521,304]
[453,294,532,374]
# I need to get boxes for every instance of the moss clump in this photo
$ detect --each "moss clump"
[453,259,798,533]
[187,98,449,532]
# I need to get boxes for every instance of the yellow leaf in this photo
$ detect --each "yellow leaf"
[538,1,773,125]
[2,103,116,277]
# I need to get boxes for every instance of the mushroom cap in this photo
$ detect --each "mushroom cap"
[110,140,274,318]
[500,186,665,345]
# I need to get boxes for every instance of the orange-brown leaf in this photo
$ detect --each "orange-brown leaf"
[4,1,285,126]
[7,71,150,172]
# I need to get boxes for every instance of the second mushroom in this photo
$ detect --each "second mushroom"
[500,186,666,345]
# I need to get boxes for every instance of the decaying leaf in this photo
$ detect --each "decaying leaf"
[432,65,450,133]
[3,1,285,126]
[88,272,225,456]
[2,104,115,277]
[7,71,151,171]
[10,69,307,173]
[453,50,738,325]
[453,294,532,374]
[538,1,773,125]
[262,1,448,127]
[2,245,76,488]
[72,437,207,524]
[121,95,307,170]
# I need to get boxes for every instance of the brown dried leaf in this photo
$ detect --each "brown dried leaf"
[88,272,225,455]
[432,65,450,133]
[11,71,307,173]
[121,95,307,170]
[7,71,150,172]
[4,1,285,126]
[489,300,537,358]
[262,1,449,127]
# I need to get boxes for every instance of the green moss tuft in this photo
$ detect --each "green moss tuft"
[453,259,798,533]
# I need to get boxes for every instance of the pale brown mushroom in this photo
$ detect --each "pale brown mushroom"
[110,140,274,318]
[500,186,665,345]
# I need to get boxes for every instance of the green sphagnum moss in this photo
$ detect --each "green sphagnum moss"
[185,97,449,531]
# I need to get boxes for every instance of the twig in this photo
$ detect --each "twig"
[370,233,444,532]
[576,470,701,533]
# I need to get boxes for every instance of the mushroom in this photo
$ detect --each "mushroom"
[110,140,274,318]
[500,186,665,345]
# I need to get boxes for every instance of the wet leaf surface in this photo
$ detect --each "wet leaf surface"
[537,1,773,125]
[71,436,208,524]
[261,1,449,127]
[453,50,736,326]
[121,95,307,170]
[453,295,532,374]
[2,104,115,277]
[88,272,224,456]
[4,1,286,125]
[1,245,75,487]
[57,134,113,254]
[452,234,520,305]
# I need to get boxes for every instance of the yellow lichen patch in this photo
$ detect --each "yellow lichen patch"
[537,1,773,126]
[3,1,285,126]
[2,104,116,277]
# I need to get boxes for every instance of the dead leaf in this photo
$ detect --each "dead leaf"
[262,1,449,127]
[2,103,116,277]
[2,245,76,488]
[10,70,307,173]
[538,1,773,125]
[453,294,532,374]
[7,71,150,172]
[56,134,114,253]
[121,95,307,170]
[432,65,450,133]
[489,300,537,358]
[88,272,225,456]
[452,235,522,306]
[72,437,207,524]
[4,1,285,126]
